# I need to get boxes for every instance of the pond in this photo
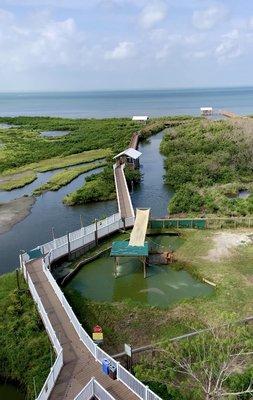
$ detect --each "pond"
[0,382,25,400]
[66,235,213,308]
[40,130,70,137]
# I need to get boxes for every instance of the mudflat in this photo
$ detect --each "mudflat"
[0,196,35,234]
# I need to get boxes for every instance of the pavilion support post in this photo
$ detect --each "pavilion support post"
[143,257,147,279]
[114,257,119,278]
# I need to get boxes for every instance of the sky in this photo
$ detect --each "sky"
[0,0,253,91]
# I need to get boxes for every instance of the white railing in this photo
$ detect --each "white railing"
[39,213,131,261]
[74,378,116,400]
[118,364,147,399]
[19,256,64,400]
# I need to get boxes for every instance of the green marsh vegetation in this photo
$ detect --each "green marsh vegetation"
[33,160,107,195]
[0,116,167,201]
[160,118,253,216]
[0,170,37,191]
[0,272,52,399]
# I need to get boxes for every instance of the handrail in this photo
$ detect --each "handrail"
[20,256,64,400]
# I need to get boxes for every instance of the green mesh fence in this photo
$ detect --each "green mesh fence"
[149,219,206,230]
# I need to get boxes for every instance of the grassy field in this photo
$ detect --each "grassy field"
[33,160,107,195]
[64,228,253,399]
[0,272,52,399]
[2,148,110,175]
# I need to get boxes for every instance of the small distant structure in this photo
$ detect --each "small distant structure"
[200,107,213,116]
[114,147,142,169]
[132,115,149,122]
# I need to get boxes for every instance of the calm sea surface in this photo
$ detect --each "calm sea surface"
[0,87,253,117]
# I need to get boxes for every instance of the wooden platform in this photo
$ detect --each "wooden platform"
[26,258,139,400]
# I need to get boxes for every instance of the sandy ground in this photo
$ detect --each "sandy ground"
[0,196,35,234]
[204,231,253,262]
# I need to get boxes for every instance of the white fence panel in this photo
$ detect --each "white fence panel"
[43,266,63,305]
[70,237,85,252]
[41,241,55,254]
[97,226,109,238]
[74,379,93,400]
[118,365,147,400]
[69,228,83,242]
[80,327,96,357]
[85,223,96,235]
[96,347,117,369]
[94,380,116,400]
[147,389,162,400]
[51,244,68,260]
[37,351,63,400]
[55,235,68,247]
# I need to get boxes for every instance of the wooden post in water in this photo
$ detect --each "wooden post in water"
[80,214,84,228]
[114,257,119,278]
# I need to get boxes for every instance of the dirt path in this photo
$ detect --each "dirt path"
[0,196,35,234]
[204,231,253,262]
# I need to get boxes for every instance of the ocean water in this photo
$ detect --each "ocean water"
[0,87,252,117]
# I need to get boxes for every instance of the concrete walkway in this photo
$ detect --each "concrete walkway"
[27,258,139,400]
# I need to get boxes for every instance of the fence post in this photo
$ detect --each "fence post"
[95,345,98,361]
[145,385,149,400]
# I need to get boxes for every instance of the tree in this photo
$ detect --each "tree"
[135,326,253,400]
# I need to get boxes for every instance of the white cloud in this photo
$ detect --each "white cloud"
[192,4,227,30]
[105,41,136,60]
[215,29,242,62]
[139,2,167,29]
[0,10,92,71]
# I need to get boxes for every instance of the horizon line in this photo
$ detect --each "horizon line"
[0,85,253,94]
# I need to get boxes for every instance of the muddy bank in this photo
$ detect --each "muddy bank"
[0,196,35,235]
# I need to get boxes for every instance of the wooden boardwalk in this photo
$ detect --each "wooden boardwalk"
[114,165,134,219]
[27,258,139,400]
[113,132,139,220]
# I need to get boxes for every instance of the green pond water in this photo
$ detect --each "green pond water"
[66,236,213,308]
[0,382,24,400]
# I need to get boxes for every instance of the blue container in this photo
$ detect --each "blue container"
[102,359,110,375]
